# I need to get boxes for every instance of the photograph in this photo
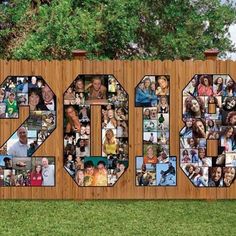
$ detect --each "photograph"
[144,120,158,132]
[135,76,157,107]
[13,157,31,170]
[156,158,176,186]
[83,75,109,105]
[83,156,108,187]
[32,157,55,186]
[0,155,13,169]
[27,111,42,130]
[4,169,16,186]
[136,157,156,186]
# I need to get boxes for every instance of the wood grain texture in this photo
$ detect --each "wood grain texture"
[0,60,235,199]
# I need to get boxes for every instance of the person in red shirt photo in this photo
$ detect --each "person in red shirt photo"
[31,164,43,186]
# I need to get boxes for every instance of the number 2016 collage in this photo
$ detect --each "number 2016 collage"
[181,74,236,187]
[1,74,236,188]
[63,75,129,187]
[0,76,56,187]
[135,75,177,186]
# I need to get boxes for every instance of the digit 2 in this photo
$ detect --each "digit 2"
[0,76,56,187]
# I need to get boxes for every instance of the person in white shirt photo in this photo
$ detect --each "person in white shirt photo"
[7,126,28,157]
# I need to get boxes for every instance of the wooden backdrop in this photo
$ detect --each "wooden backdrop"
[0,59,236,200]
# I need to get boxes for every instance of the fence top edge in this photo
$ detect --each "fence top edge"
[0,59,235,63]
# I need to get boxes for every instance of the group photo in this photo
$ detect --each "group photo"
[0,156,55,187]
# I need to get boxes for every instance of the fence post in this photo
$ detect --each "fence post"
[204,48,219,60]
[72,49,87,60]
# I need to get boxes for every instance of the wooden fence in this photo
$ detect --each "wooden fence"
[0,59,236,199]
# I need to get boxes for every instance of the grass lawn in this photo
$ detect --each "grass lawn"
[0,200,235,236]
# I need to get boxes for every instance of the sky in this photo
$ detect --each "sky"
[227,24,236,60]
[222,0,236,60]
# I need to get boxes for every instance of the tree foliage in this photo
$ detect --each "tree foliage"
[0,0,235,60]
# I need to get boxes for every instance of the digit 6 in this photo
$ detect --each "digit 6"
[135,75,177,186]
[180,74,236,187]
[0,76,56,187]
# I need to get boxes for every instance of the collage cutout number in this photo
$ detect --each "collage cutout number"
[180,74,236,187]
[135,75,177,186]
[0,76,56,187]
[63,74,129,187]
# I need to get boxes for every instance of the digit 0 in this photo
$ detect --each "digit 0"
[0,76,56,187]
[135,75,177,186]
[63,74,129,187]
[180,74,236,187]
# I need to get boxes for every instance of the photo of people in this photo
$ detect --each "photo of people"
[223,167,236,187]
[0,76,56,115]
[135,76,155,107]
[187,165,208,187]
[64,105,82,133]
[208,167,223,187]
[76,139,90,157]
[183,95,206,119]
[5,92,19,118]
[108,86,128,107]
[225,152,236,167]
[82,157,108,186]
[32,157,55,186]
[102,129,118,156]
[3,169,16,186]
[27,111,42,130]
[7,126,28,157]
[74,75,108,105]
[0,155,55,187]
[0,169,3,186]
[13,170,31,186]
[108,76,118,93]
[157,113,169,131]
[0,155,13,169]
[16,93,28,105]
[64,86,76,105]
[156,158,176,186]
[102,105,117,129]
[135,76,169,107]
[63,74,129,187]
[64,153,76,177]
[136,157,156,186]
[143,132,157,144]
[180,74,236,187]
[144,120,158,132]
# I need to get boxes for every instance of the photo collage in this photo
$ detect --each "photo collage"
[180,74,236,187]
[63,75,129,186]
[135,75,177,186]
[0,76,56,186]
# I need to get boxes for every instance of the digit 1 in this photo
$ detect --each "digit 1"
[135,75,177,186]
[0,76,56,187]
[180,74,236,187]
[63,74,129,187]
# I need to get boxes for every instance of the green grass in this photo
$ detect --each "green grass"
[0,200,235,236]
